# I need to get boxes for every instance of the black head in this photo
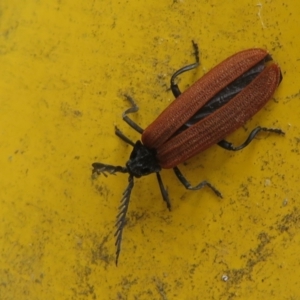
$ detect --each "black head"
[126,141,161,178]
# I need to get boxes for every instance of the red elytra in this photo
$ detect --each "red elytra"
[142,49,281,168]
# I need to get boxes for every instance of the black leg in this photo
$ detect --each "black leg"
[173,166,222,198]
[92,163,128,178]
[217,126,285,151]
[115,126,135,147]
[115,175,134,266]
[122,94,144,134]
[170,41,200,98]
[156,172,171,211]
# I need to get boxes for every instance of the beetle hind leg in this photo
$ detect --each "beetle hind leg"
[170,41,200,98]
[218,126,285,151]
[173,166,223,198]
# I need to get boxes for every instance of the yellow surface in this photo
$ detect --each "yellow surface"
[1,0,300,299]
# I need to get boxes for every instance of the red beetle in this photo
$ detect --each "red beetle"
[92,42,283,265]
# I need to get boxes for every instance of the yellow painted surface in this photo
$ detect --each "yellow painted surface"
[1,0,300,299]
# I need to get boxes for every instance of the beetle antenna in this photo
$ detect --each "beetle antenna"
[91,163,128,178]
[114,175,134,266]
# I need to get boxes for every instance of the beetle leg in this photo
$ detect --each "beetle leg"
[156,172,171,211]
[217,126,285,151]
[122,94,144,134]
[115,175,134,265]
[170,41,200,98]
[115,126,135,147]
[91,162,128,178]
[173,166,222,198]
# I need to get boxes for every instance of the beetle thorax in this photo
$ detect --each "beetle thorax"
[126,141,161,178]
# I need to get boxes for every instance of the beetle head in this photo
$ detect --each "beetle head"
[126,141,161,177]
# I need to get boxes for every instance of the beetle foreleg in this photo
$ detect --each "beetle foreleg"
[217,126,285,151]
[115,126,135,147]
[122,94,144,134]
[115,175,134,265]
[92,163,128,178]
[170,41,200,98]
[156,172,171,211]
[173,166,222,198]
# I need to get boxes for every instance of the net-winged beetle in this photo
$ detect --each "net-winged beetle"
[92,42,283,265]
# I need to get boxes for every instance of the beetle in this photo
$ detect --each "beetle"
[92,42,283,265]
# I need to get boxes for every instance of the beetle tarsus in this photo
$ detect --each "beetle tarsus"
[173,166,223,198]
[115,175,134,266]
[122,94,144,134]
[191,40,200,64]
[218,126,285,151]
[156,172,171,211]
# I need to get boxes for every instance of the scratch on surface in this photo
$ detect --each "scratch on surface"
[256,3,266,29]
